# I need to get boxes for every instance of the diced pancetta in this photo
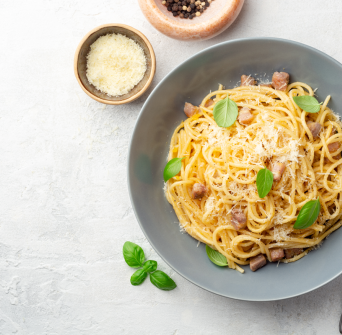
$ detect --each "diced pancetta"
[307,121,321,139]
[250,254,267,272]
[191,183,207,199]
[272,72,290,91]
[270,248,284,262]
[328,141,340,153]
[285,248,303,259]
[231,208,247,230]
[271,162,286,182]
[204,99,214,108]
[241,75,256,86]
[184,102,199,118]
[238,107,254,125]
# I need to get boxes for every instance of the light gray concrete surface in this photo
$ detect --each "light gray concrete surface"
[1,0,342,334]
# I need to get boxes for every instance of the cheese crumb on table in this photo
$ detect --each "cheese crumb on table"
[86,33,147,97]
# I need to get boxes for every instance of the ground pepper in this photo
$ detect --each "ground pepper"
[161,0,213,19]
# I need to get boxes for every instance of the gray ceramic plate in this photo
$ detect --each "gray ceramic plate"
[128,37,342,301]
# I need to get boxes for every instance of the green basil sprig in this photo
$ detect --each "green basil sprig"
[131,269,148,286]
[143,260,158,273]
[213,94,238,128]
[293,198,321,229]
[293,96,322,113]
[123,241,145,268]
[150,270,177,291]
[163,157,184,182]
[206,245,228,267]
[123,241,176,291]
[256,168,274,198]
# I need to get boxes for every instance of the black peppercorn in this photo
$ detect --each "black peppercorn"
[163,0,209,19]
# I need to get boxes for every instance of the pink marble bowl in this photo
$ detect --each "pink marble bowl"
[138,0,244,41]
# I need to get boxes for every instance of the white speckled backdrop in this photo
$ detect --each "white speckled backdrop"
[1,0,342,334]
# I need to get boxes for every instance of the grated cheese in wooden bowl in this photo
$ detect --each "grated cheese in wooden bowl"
[86,33,147,97]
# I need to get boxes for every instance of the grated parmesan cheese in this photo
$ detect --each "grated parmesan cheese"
[205,111,301,166]
[86,33,147,97]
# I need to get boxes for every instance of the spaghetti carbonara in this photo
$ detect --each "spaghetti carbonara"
[164,72,342,273]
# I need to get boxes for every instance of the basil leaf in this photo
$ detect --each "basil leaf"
[143,260,158,273]
[293,96,321,113]
[163,157,184,182]
[130,269,148,286]
[293,198,321,229]
[213,95,238,128]
[206,245,228,266]
[123,241,145,268]
[150,270,177,291]
[256,168,274,198]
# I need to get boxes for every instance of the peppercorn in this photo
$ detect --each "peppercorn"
[161,0,209,19]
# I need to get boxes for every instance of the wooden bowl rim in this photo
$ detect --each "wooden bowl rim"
[74,23,156,105]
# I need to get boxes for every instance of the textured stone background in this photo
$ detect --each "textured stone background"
[1,0,342,334]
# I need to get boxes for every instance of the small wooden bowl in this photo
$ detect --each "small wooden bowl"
[74,24,156,105]
[138,0,244,41]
